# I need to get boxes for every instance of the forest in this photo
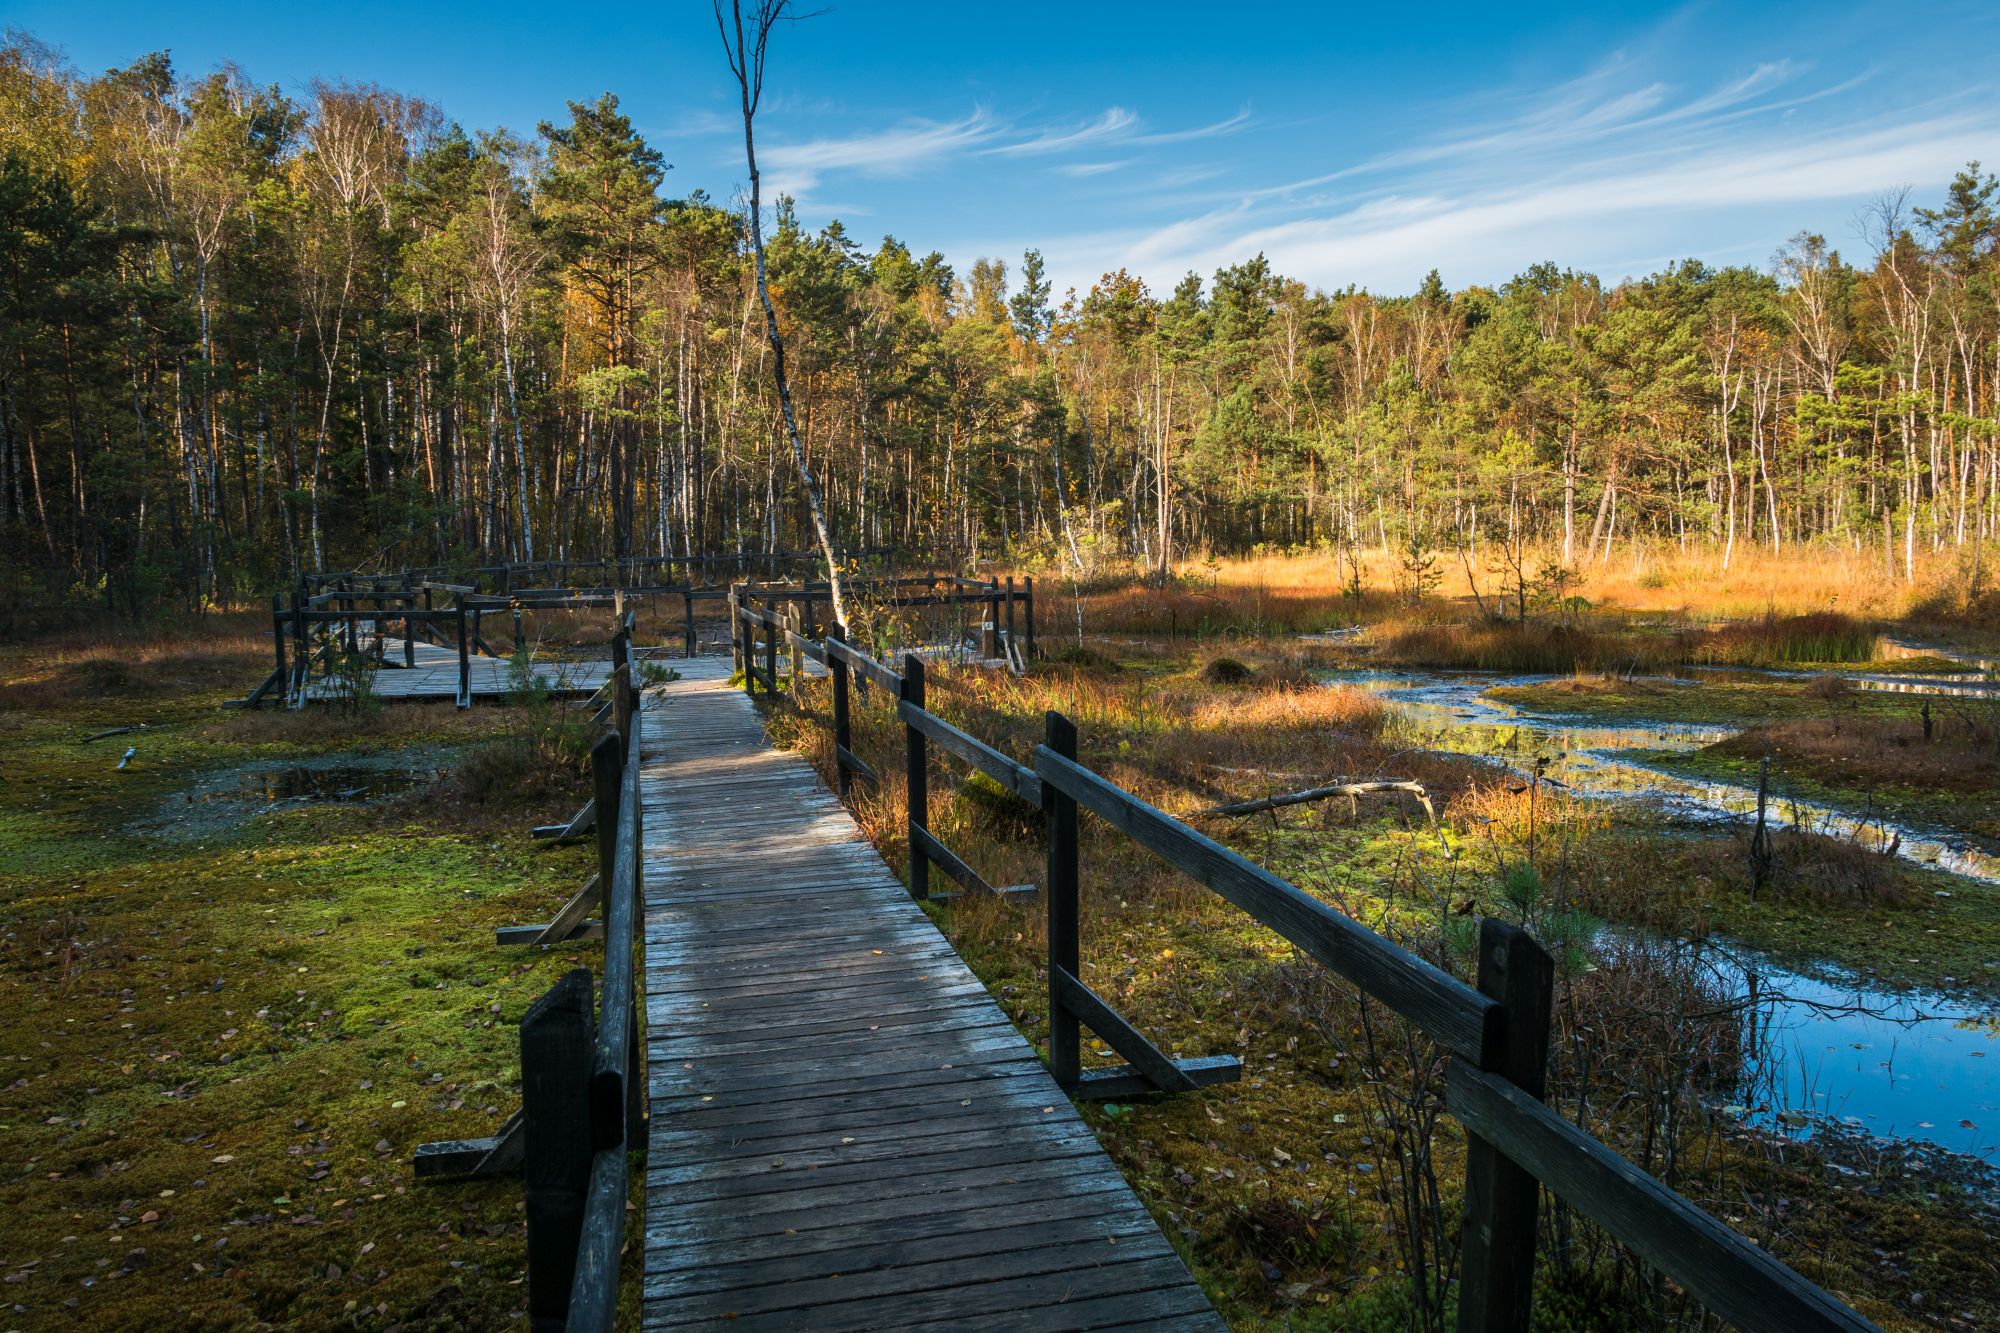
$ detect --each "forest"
[2,28,1998,616]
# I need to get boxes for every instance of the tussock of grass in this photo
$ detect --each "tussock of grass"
[1690,611,1880,667]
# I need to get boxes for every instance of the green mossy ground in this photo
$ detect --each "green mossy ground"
[1637,743,2000,857]
[0,639,637,1331]
[1487,674,1934,726]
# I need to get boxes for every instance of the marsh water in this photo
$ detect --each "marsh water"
[1320,659,2000,1164]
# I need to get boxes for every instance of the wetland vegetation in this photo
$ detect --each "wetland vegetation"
[754,549,2000,1330]
[0,620,640,1329]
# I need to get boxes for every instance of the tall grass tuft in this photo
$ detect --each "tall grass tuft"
[1689,611,1879,667]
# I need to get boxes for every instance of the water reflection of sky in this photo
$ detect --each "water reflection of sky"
[1317,665,2000,1162]
[1708,942,1997,1161]
[1328,669,1999,884]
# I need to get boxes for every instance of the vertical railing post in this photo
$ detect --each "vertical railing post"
[786,603,803,689]
[403,582,416,668]
[592,732,623,906]
[683,589,696,658]
[290,585,309,705]
[829,623,853,798]
[1044,711,1080,1087]
[522,968,594,1332]
[983,578,1000,659]
[455,596,470,708]
[730,592,748,694]
[1005,575,1018,658]
[1457,918,1555,1333]
[902,654,929,900]
[271,594,287,703]
[613,658,633,762]
[1024,575,1036,661]
[764,610,778,698]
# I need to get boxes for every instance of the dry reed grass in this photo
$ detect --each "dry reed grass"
[1713,717,2000,794]
[0,614,269,710]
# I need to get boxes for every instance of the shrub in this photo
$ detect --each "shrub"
[1201,656,1255,685]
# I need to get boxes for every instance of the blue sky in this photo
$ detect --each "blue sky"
[13,1,1999,298]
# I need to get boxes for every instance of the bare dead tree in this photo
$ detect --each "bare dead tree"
[714,0,850,630]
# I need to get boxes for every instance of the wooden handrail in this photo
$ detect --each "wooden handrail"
[1447,1064,1874,1330]
[678,610,1871,1331]
[1032,744,1500,1064]
[897,699,1041,805]
[823,636,901,693]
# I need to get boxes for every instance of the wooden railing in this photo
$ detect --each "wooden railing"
[407,630,645,1330]
[743,626,1877,1333]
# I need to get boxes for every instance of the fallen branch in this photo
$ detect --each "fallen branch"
[1202,779,1435,820]
[1201,779,1455,861]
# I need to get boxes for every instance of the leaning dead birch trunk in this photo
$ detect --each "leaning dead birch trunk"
[716,0,850,630]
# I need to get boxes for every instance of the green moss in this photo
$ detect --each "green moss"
[0,640,640,1329]
[1489,675,1931,726]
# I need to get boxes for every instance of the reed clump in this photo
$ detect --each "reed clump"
[1688,611,1880,667]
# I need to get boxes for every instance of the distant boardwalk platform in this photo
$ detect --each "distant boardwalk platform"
[290,640,614,705]
[636,657,1224,1331]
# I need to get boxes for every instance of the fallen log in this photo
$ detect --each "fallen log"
[1200,779,1453,860]
[1202,778,1436,819]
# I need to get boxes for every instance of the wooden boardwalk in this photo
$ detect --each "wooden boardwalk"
[293,640,613,703]
[637,657,1224,1331]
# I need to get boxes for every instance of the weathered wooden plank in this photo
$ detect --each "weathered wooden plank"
[646,1228,1176,1325]
[642,1168,1137,1260]
[682,1255,1211,1333]
[637,654,1218,1331]
[644,1199,1145,1295]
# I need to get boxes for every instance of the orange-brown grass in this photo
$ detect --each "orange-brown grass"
[1373,618,1679,675]
[1688,611,1880,666]
[1054,543,1974,634]
[1712,717,2000,796]
[0,614,269,712]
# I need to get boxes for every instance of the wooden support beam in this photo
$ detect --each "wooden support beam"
[1050,966,1244,1096]
[413,1108,525,1179]
[493,873,603,946]
[1073,1056,1244,1101]
[531,799,595,841]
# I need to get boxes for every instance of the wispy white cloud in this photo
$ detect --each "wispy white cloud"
[761,103,1255,201]
[989,108,1138,156]
[760,109,1001,198]
[1127,108,1253,145]
[1075,95,1999,294]
[1054,160,1130,178]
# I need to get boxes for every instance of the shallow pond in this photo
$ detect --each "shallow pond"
[1321,663,2000,1167]
[1332,669,2000,884]
[138,752,453,840]
[1664,937,1999,1162]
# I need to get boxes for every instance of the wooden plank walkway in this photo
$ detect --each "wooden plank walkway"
[638,657,1224,1331]
[293,640,613,703]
